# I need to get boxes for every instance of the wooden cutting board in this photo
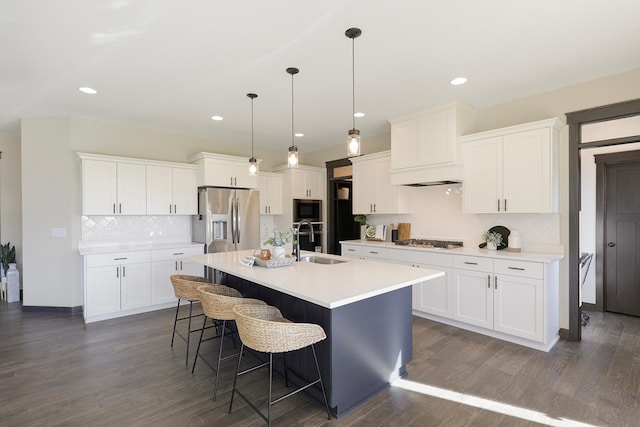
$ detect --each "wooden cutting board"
[397,223,411,241]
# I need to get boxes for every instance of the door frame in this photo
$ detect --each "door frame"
[594,150,640,312]
[566,98,640,341]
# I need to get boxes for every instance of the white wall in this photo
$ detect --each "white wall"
[0,135,22,282]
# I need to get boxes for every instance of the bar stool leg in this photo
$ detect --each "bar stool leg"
[170,298,181,347]
[191,315,209,374]
[311,344,331,420]
[228,343,245,414]
[212,319,227,401]
[185,301,194,366]
[268,352,274,427]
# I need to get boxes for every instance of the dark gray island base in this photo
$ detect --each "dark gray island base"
[217,270,413,418]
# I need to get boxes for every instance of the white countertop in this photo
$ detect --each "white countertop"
[78,241,203,256]
[341,240,564,263]
[193,250,444,309]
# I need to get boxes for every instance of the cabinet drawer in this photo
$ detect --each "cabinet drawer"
[494,259,543,279]
[453,255,493,272]
[86,251,150,268]
[387,248,452,267]
[151,246,204,261]
[340,244,387,259]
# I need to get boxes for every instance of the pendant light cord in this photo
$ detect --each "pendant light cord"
[291,72,295,146]
[352,36,356,130]
[251,98,254,158]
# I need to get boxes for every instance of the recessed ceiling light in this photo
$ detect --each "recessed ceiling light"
[79,87,97,94]
[295,133,304,137]
[450,77,468,86]
[211,115,223,121]
[354,112,365,118]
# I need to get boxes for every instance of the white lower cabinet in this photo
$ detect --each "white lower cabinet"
[85,251,151,320]
[83,244,203,323]
[453,255,546,344]
[339,241,559,351]
[151,246,204,305]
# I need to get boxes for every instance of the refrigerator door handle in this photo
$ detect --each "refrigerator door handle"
[235,197,241,244]
[230,197,236,244]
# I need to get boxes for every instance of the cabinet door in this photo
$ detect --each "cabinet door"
[372,156,396,214]
[452,269,493,328]
[232,162,258,189]
[83,160,117,215]
[494,274,544,342]
[390,119,421,170]
[146,165,173,215]
[306,170,323,199]
[502,128,552,213]
[352,160,374,214]
[463,137,502,213]
[117,163,147,215]
[259,175,283,215]
[172,168,197,214]
[151,260,179,305]
[413,265,453,318]
[86,265,121,317]
[120,262,152,310]
[180,257,205,277]
[290,169,309,199]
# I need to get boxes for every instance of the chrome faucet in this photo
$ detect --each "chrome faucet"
[295,220,315,261]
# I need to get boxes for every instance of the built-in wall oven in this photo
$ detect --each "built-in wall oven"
[294,222,323,253]
[293,199,322,223]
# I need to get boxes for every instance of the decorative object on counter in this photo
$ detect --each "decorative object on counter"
[286,67,300,168]
[365,224,386,241]
[354,214,368,239]
[479,225,510,250]
[481,230,504,250]
[397,223,411,241]
[254,255,295,268]
[262,227,293,259]
[247,93,259,176]
[508,230,522,252]
[345,27,363,157]
[390,224,398,242]
[240,256,256,267]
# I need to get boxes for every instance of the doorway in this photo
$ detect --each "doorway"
[567,98,640,341]
[326,159,360,255]
[595,151,640,316]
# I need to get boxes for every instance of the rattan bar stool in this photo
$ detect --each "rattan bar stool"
[193,284,266,401]
[229,304,331,426]
[169,274,216,366]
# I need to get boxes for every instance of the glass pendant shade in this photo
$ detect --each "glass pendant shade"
[347,129,361,156]
[248,157,258,175]
[288,145,299,167]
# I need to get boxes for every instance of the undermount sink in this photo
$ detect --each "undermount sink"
[300,255,347,265]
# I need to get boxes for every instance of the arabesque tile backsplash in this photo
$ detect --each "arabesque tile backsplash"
[82,216,191,242]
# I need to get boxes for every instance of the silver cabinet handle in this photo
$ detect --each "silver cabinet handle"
[122,266,125,277]
[180,260,183,270]
[464,262,478,265]
[347,248,355,252]
[497,199,500,212]
[113,203,116,214]
[487,274,490,288]
[373,203,376,213]
[508,266,525,271]
[175,261,178,270]
[230,177,233,186]
[116,266,119,278]
[174,204,177,214]
[119,203,122,214]
[494,276,497,289]
[369,251,378,254]
[504,199,507,212]
[114,257,127,260]
[169,204,172,214]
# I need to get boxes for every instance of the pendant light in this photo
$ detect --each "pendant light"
[346,27,362,157]
[247,93,258,176]
[286,67,299,168]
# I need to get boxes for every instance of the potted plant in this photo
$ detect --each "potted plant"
[263,227,293,259]
[482,230,503,250]
[354,214,368,239]
[1,242,18,302]
[1,242,15,276]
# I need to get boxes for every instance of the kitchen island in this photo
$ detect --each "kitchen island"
[193,250,443,417]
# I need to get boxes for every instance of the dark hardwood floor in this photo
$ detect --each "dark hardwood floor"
[1,301,638,426]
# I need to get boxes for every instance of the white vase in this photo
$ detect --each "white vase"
[487,242,498,251]
[272,246,285,260]
[7,263,20,303]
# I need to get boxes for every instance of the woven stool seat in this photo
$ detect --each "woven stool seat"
[169,274,214,366]
[229,304,331,425]
[192,285,266,401]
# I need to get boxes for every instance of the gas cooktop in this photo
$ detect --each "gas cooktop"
[394,239,464,249]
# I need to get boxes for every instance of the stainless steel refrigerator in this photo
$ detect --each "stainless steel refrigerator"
[192,186,260,254]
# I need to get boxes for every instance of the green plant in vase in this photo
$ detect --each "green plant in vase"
[1,242,16,276]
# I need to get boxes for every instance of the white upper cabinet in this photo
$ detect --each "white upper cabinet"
[389,102,476,185]
[82,158,146,215]
[461,118,563,213]
[289,168,323,199]
[146,165,197,215]
[190,152,258,189]
[258,172,283,215]
[79,153,198,216]
[351,151,410,214]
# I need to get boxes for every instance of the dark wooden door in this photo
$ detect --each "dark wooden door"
[604,161,640,316]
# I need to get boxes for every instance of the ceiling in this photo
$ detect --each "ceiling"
[3,1,640,153]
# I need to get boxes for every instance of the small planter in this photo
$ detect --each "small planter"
[487,242,498,251]
[6,263,20,303]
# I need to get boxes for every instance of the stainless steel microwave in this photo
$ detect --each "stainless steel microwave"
[293,199,322,223]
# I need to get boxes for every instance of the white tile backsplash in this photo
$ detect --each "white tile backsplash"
[82,215,192,243]
[364,184,562,253]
